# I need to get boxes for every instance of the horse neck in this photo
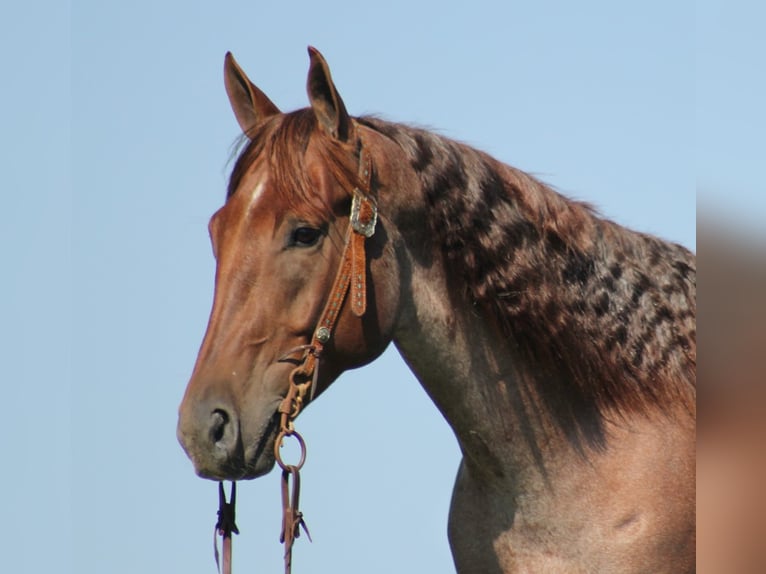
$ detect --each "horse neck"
[369,120,696,480]
[388,197,562,479]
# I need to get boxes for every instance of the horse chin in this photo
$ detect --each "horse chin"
[240,412,281,480]
[240,454,277,480]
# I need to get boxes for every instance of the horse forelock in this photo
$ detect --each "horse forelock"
[227,109,361,218]
[361,118,696,446]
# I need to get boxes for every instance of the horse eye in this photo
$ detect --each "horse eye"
[292,227,322,247]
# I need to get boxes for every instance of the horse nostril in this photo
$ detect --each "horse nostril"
[210,409,230,444]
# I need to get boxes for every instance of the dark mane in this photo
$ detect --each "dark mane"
[360,117,696,446]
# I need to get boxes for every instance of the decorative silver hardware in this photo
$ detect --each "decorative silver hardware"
[350,190,378,238]
[315,327,331,343]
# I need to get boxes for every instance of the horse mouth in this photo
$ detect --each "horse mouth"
[240,411,281,479]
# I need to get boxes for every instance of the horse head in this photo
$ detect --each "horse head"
[177,48,402,480]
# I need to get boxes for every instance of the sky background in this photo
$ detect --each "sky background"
[1,1,758,573]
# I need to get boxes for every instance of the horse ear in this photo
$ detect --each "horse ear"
[224,52,280,135]
[306,46,352,141]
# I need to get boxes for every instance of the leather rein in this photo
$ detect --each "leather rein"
[214,133,377,574]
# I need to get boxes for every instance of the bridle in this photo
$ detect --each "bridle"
[214,129,378,574]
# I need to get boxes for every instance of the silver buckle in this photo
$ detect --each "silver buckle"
[350,190,377,238]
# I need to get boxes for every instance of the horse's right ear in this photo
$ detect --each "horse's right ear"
[224,52,280,135]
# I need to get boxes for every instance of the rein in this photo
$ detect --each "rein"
[214,482,239,574]
[213,132,377,574]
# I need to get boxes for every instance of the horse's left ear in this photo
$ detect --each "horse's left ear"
[306,46,352,141]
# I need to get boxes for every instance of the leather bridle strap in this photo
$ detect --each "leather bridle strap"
[282,135,377,404]
[214,481,239,574]
[213,129,378,574]
[211,130,377,574]
[271,132,377,574]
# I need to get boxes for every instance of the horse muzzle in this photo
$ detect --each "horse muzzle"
[177,394,279,480]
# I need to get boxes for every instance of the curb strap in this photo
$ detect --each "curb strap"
[214,481,239,574]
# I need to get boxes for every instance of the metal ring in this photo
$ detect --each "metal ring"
[274,429,307,471]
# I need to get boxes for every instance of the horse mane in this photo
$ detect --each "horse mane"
[358,117,696,447]
[228,111,696,448]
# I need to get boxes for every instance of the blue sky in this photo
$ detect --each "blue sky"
[2,1,754,572]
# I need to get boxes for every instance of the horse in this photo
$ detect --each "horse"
[177,47,696,573]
